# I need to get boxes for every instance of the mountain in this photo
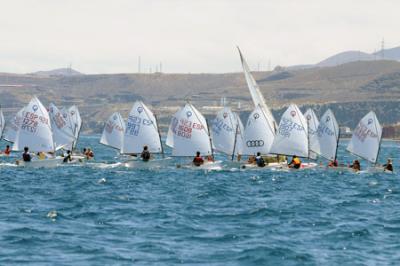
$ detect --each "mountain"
[31,68,83,77]
[373,46,400,61]
[316,51,375,67]
[1,60,400,133]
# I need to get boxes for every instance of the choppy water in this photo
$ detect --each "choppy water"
[0,136,399,265]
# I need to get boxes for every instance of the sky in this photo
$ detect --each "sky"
[0,0,399,74]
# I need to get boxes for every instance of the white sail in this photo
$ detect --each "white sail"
[68,105,82,148]
[100,112,125,150]
[166,116,175,148]
[49,103,76,150]
[243,104,275,155]
[121,101,162,154]
[233,112,245,156]
[0,108,4,138]
[3,108,24,143]
[237,47,277,133]
[211,107,244,156]
[168,103,212,156]
[313,109,339,161]
[270,104,308,157]
[13,97,55,152]
[347,111,382,164]
[304,108,319,159]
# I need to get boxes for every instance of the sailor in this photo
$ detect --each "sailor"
[255,152,266,167]
[82,148,87,155]
[22,147,31,162]
[207,155,214,162]
[288,155,301,169]
[37,152,46,160]
[349,160,361,171]
[86,148,94,159]
[1,145,11,156]
[63,150,72,163]
[193,151,204,167]
[247,155,256,164]
[328,159,338,167]
[383,159,393,172]
[141,146,151,162]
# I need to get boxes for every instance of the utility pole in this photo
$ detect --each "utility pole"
[138,56,141,73]
[381,38,385,59]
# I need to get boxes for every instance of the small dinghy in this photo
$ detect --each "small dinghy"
[100,112,125,151]
[49,103,76,151]
[346,111,383,173]
[269,104,318,170]
[16,157,64,168]
[166,102,219,170]
[120,101,165,168]
[13,97,64,168]
[211,106,244,160]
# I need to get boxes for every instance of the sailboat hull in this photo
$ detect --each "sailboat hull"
[124,157,171,169]
[16,157,64,168]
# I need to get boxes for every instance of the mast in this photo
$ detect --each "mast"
[373,116,382,167]
[307,113,310,159]
[205,118,214,158]
[154,114,165,158]
[231,123,239,161]
[334,127,340,162]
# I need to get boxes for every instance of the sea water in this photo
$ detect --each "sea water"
[0,136,399,265]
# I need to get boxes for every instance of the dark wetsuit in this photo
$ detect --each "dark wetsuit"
[256,156,266,167]
[22,152,31,162]
[63,154,71,163]
[383,163,393,172]
[141,150,150,162]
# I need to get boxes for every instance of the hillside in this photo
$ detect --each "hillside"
[31,68,83,77]
[316,51,375,67]
[1,60,400,133]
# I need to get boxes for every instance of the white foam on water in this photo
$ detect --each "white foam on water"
[98,177,107,184]
[47,210,58,221]
[88,162,122,169]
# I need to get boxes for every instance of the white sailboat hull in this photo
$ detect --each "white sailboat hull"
[124,157,171,169]
[16,157,64,168]
[181,160,223,171]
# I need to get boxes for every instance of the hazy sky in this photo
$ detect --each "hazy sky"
[1,0,399,74]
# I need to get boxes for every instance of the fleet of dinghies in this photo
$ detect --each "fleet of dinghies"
[0,96,84,167]
[0,48,390,172]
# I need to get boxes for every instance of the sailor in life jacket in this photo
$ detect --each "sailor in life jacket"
[141,145,151,162]
[193,151,204,166]
[1,145,11,156]
[288,155,301,169]
[255,152,266,167]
